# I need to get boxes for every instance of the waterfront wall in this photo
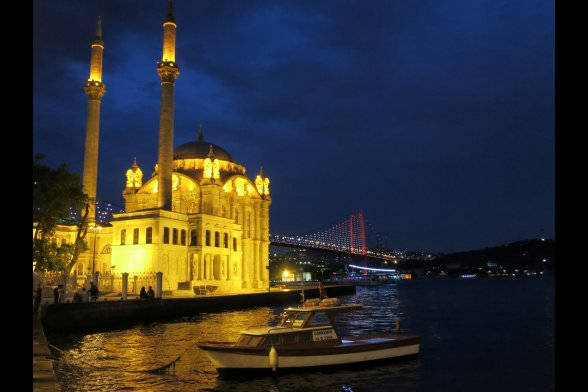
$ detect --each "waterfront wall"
[41,285,356,334]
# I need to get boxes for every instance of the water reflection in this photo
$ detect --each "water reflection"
[50,279,555,391]
[51,285,414,391]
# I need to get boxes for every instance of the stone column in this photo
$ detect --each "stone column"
[121,272,128,300]
[156,272,163,298]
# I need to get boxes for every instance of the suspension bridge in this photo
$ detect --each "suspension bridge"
[70,205,396,262]
[270,211,396,261]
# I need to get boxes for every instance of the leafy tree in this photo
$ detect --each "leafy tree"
[33,156,88,239]
[33,155,89,271]
[33,240,77,272]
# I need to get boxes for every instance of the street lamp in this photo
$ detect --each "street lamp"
[90,223,101,274]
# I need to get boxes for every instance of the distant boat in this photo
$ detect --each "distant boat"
[197,298,419,374]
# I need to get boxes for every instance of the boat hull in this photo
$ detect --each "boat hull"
[198,334,419,372]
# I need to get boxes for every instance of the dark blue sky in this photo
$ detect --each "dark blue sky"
[33,0,554,253]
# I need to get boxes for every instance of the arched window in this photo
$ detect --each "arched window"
[133,228,139,244]
[146,227,153,244]
[214,231,220,247]
[121,229,126,245]
[205,230,211,246]
[223,233,228,248]
[51,237,58,246]
[61,238,67,247]
[173,228,179,245]
[233,237,237,251]
[163,227,170,244]
[181,229,186,245]
[190,229,197,246]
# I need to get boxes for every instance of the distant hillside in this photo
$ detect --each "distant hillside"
[398,239,554,277]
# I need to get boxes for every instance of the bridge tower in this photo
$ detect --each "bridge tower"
[349,211,367,255]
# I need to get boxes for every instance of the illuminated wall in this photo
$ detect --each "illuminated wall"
[115,157,271,293]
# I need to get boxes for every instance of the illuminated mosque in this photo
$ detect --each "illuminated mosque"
[52,1,272,293]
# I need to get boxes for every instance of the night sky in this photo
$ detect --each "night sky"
[33,0,554,253]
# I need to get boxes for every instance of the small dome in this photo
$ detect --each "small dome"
[173,140,234,162]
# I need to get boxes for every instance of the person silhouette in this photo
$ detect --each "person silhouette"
[89,282,99,301]
[139,286,148,299]
[147,286,155,299]
[34,284,43,314]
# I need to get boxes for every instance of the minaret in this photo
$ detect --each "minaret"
[82,16,106,224]
[156,0,180,210]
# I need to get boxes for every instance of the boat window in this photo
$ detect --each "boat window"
[237,335,252,346]
[306,311,331,326]
[281,312,308,327]
[248,336,263,347]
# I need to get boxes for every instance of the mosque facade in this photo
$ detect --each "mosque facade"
[42,1,271,294]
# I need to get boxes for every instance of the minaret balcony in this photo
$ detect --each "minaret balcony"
[84,81,106,99]
[157,61,180,83]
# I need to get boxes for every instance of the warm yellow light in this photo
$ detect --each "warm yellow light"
[203,158,213,179]
[255,175,270,196]
[235,178,245,196]
[126,167,143,188]
[162,23,176,62]
[263,178,270,195]
[255,175,263,194]
[88,44,103,82]
[282,270,290,280]
[212,159,220,180]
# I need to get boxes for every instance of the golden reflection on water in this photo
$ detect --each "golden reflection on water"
[53,307,288,391]
[51,287,407,391]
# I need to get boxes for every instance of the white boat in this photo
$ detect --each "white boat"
[197,298,419,374]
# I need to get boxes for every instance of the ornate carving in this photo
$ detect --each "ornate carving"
[157,61,179,83]
[84,81,106,100]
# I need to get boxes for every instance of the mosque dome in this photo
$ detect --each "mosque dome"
[173,130,234,162]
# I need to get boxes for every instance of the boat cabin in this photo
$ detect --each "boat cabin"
[234,299,363,348]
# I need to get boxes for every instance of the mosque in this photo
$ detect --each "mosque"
[46,1,271,294]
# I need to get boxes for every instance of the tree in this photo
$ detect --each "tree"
[33,156,89,271]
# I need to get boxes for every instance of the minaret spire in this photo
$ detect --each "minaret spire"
[82,16,106,224]
[156,1,180,210]
[95,16,102,39]
[165,0,175,23]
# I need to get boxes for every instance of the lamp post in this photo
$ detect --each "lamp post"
[91,224,101,274]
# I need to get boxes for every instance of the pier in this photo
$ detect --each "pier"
[41,285,356,334]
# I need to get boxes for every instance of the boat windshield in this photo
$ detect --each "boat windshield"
[280,311,309,328]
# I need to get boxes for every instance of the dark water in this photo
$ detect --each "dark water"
[50,276,554,391]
